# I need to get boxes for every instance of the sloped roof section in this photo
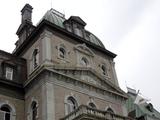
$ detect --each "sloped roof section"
[40,9,65,28]
[39,9,105,48]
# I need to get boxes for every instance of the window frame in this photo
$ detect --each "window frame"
[66,96,78,114]
[81,57,89,66]
[59,47,66,59]
[31,101,38,120]
[5,67,13,80]
[0,105,12,120]
[32,49,39,69]
[101,65,106,75]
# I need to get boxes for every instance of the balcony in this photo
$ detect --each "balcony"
[60,105,134,120]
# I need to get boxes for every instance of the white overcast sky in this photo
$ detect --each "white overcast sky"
[0,0,160,111]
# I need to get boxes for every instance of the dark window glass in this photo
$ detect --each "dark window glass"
[59,47,66,58]
[101,65,106,75]
[0,106,11,120]
[32,102,37,120]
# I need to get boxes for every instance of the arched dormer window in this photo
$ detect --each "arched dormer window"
[81,57,89,66]
[31,101,38,120]
[0,105,11,120]
[88,102,96,109]
[66,96,78,114]
[32,49,39,69]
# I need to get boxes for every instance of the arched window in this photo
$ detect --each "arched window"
[33,49,39,69]
[31,102,38,120]
[81,57,89,66]
[106,107,114,114]
[59,47,66,58]
[101,65,106,75]
[88,102,96,109]
[0,105,11,120]
[66,97,78,114]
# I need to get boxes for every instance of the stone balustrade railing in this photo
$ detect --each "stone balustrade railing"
[60,105,134,120]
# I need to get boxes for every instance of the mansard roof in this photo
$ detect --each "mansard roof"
[39,9,105,48]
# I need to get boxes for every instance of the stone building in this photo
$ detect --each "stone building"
[0,4,133,120]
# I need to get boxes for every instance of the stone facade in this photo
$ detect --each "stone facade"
[0,4,131,120]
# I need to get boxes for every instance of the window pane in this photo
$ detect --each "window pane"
[67,97,78,114]
[5,67,13,80]
[0,106,11,120]
[0,111,5,120]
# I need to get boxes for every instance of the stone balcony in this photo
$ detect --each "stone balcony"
[60,105,134,120]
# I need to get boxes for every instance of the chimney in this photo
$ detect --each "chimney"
[21,4,33,24]
[15,4,35,49]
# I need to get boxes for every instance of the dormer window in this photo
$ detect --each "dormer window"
[65,24,72,32]
[5,67,13,80]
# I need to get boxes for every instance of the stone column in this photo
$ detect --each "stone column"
[41,30,52,65]
[42,81,55,120]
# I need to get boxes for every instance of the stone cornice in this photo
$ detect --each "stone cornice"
[13,20,116,58]
[48,65,126,95]
[25,64,127,100]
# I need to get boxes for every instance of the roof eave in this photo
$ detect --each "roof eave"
[13,20,117,58]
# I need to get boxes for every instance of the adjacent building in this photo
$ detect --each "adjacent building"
[0,4,136,120]
[126,87,160,120]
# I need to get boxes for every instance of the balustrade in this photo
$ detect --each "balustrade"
[60,105,134,120]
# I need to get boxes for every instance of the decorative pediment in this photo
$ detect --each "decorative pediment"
[74,44,94,57]
[67,16,86,26]
[51,66,125,96]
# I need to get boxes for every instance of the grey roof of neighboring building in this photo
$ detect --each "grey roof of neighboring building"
[126,92,160,120]
[39,9,105,48]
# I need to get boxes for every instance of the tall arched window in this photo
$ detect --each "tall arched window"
[33,49,39,69]
[88,102,96,109]
[31,102,38,120]
[0,105,11,120]
[101,65,106,75]
[59,47,66,58]
[66,97,78,114]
